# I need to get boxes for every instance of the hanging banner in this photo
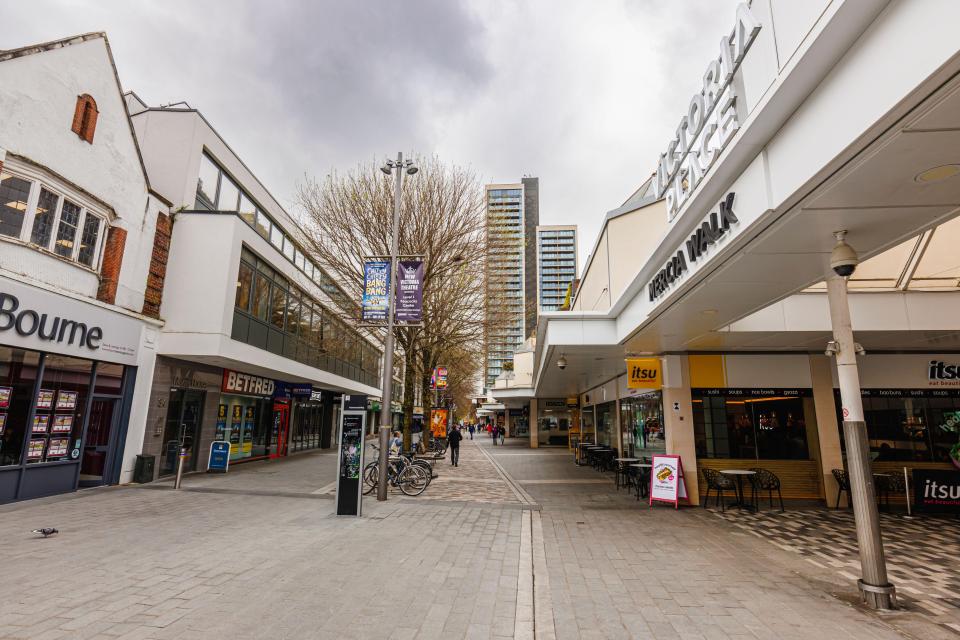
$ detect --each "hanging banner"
[431,408,449,439]
[649,454,688,509]
[395,259,424,323]
[435,366,448,390]
[626,358,662,389]
[361,260,390,322]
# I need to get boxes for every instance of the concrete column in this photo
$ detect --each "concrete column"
[661,355,699,505]
[810,355,844,507]
[504,408,512,438]
[529,398,539,448]
[614,386,624,456]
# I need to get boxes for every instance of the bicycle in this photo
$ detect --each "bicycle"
[370,443,436,485]
[362,448,429,496]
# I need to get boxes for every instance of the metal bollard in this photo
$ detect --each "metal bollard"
[174,447,187,490]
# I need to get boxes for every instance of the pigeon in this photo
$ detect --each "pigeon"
[32,528,58,538]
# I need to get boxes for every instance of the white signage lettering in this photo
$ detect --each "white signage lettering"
[654,3,760,221]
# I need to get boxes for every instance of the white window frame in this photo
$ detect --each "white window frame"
[0,161,110,272]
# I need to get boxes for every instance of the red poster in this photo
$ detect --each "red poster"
[0,386,11,409]
[0,413,6,435]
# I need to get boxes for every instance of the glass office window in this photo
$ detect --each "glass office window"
[270,284,286,330]
[236,261,253,311]
[217,175,240,211]
[196,154,220,208]
[255,209,271,239]
[0,173,31,238]
[238,194,256,226]
[31,188,59,248]
[54,200,82,258]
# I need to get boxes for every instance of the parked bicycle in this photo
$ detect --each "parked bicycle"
[362,445,430,496]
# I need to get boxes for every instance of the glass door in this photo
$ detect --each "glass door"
[270,400,290,458]
[79,398,118,487]
[159,390,205,476]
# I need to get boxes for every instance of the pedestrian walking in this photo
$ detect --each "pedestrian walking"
[410,420,423,453]
[468,424,475,440]
[448,424,462,467]
[490,423,497,446]
[498,425,505,445]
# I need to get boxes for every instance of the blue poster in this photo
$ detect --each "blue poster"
[361,260,390,322]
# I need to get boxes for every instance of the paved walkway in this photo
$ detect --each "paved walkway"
[0,438,956,639]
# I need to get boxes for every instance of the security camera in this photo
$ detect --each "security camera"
[830,231,859,277]
[557,354,567,370]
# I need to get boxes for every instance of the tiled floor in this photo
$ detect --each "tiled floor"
[708,506,960,618]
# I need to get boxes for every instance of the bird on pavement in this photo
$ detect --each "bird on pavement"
[32,528,58,538]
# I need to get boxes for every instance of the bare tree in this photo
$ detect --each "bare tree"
[296,157,495,446]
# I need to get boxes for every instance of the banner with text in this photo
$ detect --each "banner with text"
[361,260,390,322]
[395,259,424,323]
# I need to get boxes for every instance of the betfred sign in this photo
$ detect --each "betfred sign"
[913,469,960,513]
[222,370,275,397]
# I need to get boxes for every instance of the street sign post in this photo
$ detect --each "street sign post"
[336,395,367,516]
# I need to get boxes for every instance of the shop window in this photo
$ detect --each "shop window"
[0,347,42,467]
[71,94,98,143]
[31,188,60,248]
[0,172,30,239]
[837,392,960,464]
[595,401,616,448]
[620,393,665,458]
[31,354,93,464]
[693,390,810,460]
[93,363,124,396]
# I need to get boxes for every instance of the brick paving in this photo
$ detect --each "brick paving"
[0,436,956,639]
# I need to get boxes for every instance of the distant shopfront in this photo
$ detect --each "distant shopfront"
[144,359,335,480]
[0,275,146,503]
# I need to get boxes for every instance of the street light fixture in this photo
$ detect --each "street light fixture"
[375,152,417,502]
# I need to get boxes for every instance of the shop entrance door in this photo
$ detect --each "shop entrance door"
[270,401,290,458]
[160,390,205,476]
[79,398,119,488]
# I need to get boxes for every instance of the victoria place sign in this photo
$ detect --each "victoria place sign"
[654,3,760,220]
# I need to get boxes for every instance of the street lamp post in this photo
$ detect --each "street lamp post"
[376,152,417,501]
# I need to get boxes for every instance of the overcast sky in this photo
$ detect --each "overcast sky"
[2,0,739,268]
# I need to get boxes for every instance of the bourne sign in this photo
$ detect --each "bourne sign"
[648,192,738,302]
[653,3,760,220]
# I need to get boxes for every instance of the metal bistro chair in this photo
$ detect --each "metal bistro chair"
[832,468,851,510]
[749,468,784,512]
[876,472,905,510]
[701,468,736,512]
[614,457,631,490]
[634,464,651,501]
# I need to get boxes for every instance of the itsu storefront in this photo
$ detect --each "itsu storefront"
[0,275,152,503]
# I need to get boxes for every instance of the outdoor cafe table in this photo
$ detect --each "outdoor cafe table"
[720,469,757,511]
[631,463,652,499]
[576,442,596,466]
[613,458,639,489]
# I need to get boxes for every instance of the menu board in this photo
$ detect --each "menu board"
[27,439,46,460]
[32,415,51,434]
[0,413,6,435]
[0,386,11,409]
[56,390,78,411]
[52,415,74,434]
[46,438,69,459]
[649,454,688,509]
[36,389,55,410]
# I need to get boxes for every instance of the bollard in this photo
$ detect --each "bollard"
[174,447,187,490]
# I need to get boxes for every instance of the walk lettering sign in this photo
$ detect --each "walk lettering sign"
[626,358,662,389]
[650,454,688,509]
[207,441,230,473]
[913,469,960,514]
[361,260,390,322]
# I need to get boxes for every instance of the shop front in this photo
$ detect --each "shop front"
[0,276,148,503]
[536,399,571,446]
[620,391,664,460]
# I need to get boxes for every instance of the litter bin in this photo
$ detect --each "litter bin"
[133,454,155,484]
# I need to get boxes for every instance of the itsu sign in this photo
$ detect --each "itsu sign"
[653,3,760,220]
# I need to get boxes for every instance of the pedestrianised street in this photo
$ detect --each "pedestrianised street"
[1,440,957,639]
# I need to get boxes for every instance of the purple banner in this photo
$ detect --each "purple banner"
[395,259,424,323]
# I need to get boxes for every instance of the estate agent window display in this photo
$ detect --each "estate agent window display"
[0,347,93,467]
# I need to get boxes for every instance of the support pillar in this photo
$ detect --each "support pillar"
[810,355,845,507]
[661,355,699,505]
[529,398,539,449]
[827,273,894,609]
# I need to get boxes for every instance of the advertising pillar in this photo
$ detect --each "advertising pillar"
[335,395,367,517]
[660,355,699,505]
